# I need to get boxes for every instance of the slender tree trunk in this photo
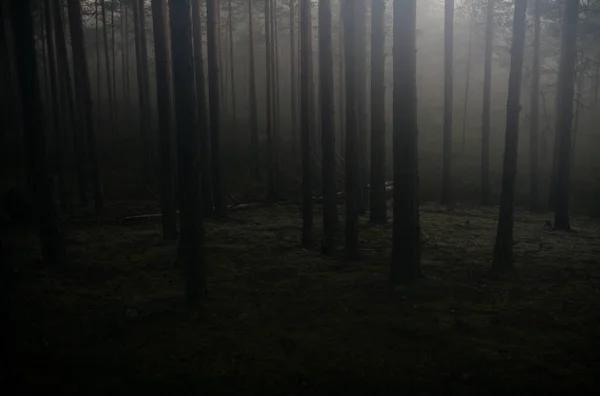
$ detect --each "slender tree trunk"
[529,0,541,211]
[442,0,454,205]
[207,0,226,218]
[572,63,583,170]
[319,0,336,252]
[355,1,368,215]
[593,54,599,107]
[461,16,473,153]
[101,0,116,136]
[68,0,104,210]
[192,0,214,215]
[273,1,281,146]
[151,0,177,240]
[170,0,206,304]
[265,0,277,201]
[391,0,420,285]
[370,0,386,224]
[300,0,313,248]
[123,3,131,114]
[337,0,345,156]
[290,0,298,162]
[227,0,236,123]
[11,0,66,267]
[95,0,101,116]
[248,0,259,178]
[552,0,578,231]
[343,0,358,259]
[111,0,118,126]
[481,0,494,206]
[492,0,527,271]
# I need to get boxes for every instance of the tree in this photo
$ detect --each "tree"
[492,0,528,271]
[11,0,66,267]
[101,0,115,135]
[391,0,420,285]
[151,0,178,241]
[552,0,579,231]
[442,0,454,205]
[265,0,278,201]
[319,0,337,252]
[481,0,494,206]
[300,0,313,248]
[207,0,226,218]
[169,0,206,303]
[370,0,387,225]
[344,0,358,259]
[248,0,259,178]
[227,0,236,123]
[355,0,369,215]
[192,0,214,215]
[290,0,298,160]
[529,0,541,211]
[68,0,104,211]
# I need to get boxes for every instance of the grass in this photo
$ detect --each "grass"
[5,199,600,395]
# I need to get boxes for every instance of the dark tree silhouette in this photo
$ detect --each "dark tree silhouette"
[370,0,387,225]
[529,0,541,212]
[101,0,115,135]
[442,0,454,205]
[151,0,177,241]
[265,0,278,202]
[481,0,494,206]
[300,0,313,248]
[355,1,368,215]
[553,0,579,231]
[493,0,528,271]
[169,0,206,303]
[290,0,298,160]
[11,0,66,268]
[248,0,259,178]
[391,0,421,285]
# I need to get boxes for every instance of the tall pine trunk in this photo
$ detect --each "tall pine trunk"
[68,0,104,210]
[192,0,214,215]
[227,0,236,123]
[248,0,259,178]
[151,0,177,240]
[290,0,298,162]
[355,1,368,215]
[265,0,277,201]
[481,0,494,205]
[370,0,386,225]
[492,0,527,271]
[101,0,115,136]
[529,0,541,211]
[441,0,454,204]
[207,0,226,218]
[552,0,578,231]
[300,0,313,248]
[12,0,66,267]
[170,0,206,304]
[391,0,420,285]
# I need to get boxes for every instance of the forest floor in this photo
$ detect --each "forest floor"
[6,201,600,395]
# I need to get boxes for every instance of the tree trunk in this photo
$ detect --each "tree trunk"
[248,0,259,178]
[151,0,177,241]
[492,0,527,271]
[391,0,420,285]
[319,0,336,253]
[337,0,345,156]
[68,0,104,211]
[123,2,131,114]
[441,0,454,205]
[290,0,298,163]
[300,0,313,248]
[101,0,115,136]
[265,0,277,201]
[370,0,386,225]
[192,0,214,215]
[227,0,236,123]
[529,0,541,211]
[207,0,226,218]
[343,0,358,259]
[11,0,66,267]
[552,0,578,231]
[355,1,368,215]
[111,0,118,126]
[169,0,206,304]
[460,16,473,153]
[481,0,494,206]
[95,0,101,116]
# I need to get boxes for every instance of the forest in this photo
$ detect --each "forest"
[1,0,600,393]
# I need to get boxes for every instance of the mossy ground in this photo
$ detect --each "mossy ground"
[6,200,600,395]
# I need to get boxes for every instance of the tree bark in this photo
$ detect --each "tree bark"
[248,0,259,178]
[493,0,527,271]
[300,0,313,248]
[227,0,236,123]
[290,0,298,163]
[391,0,420,285]
[11,0,66,267]
[265,0,277,201]
[169,0,206,304]
[481,0,494,206]
[529,0,541,212]
[101,0,115,136]
[355,1,368,215]
[442,0,454,205]
[370,0,386,225]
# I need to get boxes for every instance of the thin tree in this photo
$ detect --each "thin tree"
[192,0,214,215]
[492,0,528,271]
[552,0,579,231]
[290,0,298,158]
[441,0,454,205]
[355,0,368,215]
[460,15,474,153]
[11,0,66,267]
[343,0,358,259]
[391,0,420,285]
[248,0,259,177]
[68,0,104,210]
[122,1,131,114]
[151,0,177,240]
[169,0,206,303]
[101,0,115,135]
[111,0,117,125]
[300,0,313,248]
[265,0,277,201]
[337,0,345,154]
[370,0,387,224]
[481,0,494,206]
[207,0,226,218]
[228,0,236,123]
[529,0,541,211]
[319,0,336,252]
[95,0,101,114]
